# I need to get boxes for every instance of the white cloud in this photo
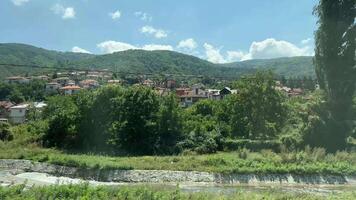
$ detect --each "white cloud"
[177,38,197,51]
[301,38,313,45]
[243,38,312,60]
[51,4,75,19]
[134,11,152,22]
[97,40,173,54]
[203,43,226,64]
[140,26,168,39]
[97,41,137,53]
[203,38,313,63]
[12,0,29,6]
[72,46,91,54]
[226,51,245,62]
[109,10,121,20]
[63,7,75,19]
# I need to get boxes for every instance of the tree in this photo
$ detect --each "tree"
[314,0,356,150]
[110,86,160,155]
[8,89,25,104]
[43,96,79,148]
[155,94,184,154]
[76,86,123,152]
[0,122,13,141]
[230,71,287,139]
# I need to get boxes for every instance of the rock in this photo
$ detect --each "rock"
[0,159,355,185]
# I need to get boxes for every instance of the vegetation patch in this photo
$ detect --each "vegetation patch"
[0,184,355,200]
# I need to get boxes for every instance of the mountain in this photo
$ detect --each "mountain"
[67,50,253,78]
[0,43,94,79]
[221,56,315,77]
[0,43,315,80]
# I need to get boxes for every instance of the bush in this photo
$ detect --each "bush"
[222,139,281,152]
[0,122,13,141]
[178,130,221,154]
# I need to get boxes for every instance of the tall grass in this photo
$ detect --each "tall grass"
[1,184,355,200]
[0,144,355,175]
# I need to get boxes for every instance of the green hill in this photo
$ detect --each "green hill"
[68,50,253,78]
[0,43,315,80]
[0,43,94,79]
[221,56,315,77]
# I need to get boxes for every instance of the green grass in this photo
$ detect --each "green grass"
[1,124,355,175]
[0,184,355,200]
[0,144,355,175]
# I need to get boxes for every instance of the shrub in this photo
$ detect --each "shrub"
[0,122,13,141]
[222,139,281,152]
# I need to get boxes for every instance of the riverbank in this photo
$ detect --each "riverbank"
[1,159,356,186]
[1,146,356,176]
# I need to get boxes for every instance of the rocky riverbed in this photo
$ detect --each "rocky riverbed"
[1,159,356,186]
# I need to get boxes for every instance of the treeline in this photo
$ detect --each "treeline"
[37,72,286,155]
[0,80,47,103]
[33,71,352,155]
[278,76,317,90]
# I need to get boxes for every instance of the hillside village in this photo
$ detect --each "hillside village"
[0,70,308,125]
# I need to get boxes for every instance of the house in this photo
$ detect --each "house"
[191,83,205,95]
[178,91,208,107]
[142,79,155,87]
[207,89,220,100]
[66,80,76,86]
[166,79,176,89]
[219,87,237,99]
[80,79,99,89]
[176,88,190,96]
[5,76,30,84]
[107,80,121,85]
[9,104,29,124]
[60,86,81,95]
[176,86,208,107]
[0,118,8,123]
[288,88,303,97]
[32,75,50,81]
[0,101,14,118]
[46,82,61,93]
[54,77,71,86]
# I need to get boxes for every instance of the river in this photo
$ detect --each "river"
[1,170,355,196]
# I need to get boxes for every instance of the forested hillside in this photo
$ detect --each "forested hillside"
[221,56,314,77]
[0,43,314,80]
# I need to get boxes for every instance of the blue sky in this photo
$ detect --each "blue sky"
[0,0,318,63]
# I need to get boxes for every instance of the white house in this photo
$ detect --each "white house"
[60,86,81,95]
[45,82,61,93]
[9,104,29,124]
[5,77,30,84]
[8,102,47,124]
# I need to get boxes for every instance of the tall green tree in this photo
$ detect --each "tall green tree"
[230,71,287,139]
[43,96,79,148]
[314,0,356,150]
[110,86,160,155]
[155,94,184,154]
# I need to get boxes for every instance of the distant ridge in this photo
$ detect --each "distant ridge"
[0,43,314,80]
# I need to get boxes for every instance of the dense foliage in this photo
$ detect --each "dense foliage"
[37,72,291,155]
[1,184,355,200]
[222,56,315,78]
[314,0,356,151]
[0,122,13,141]
[0,80,47,103]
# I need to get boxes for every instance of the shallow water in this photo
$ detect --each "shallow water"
[0,170,355,196]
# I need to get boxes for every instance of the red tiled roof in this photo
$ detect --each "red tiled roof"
[60,86,81,90]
